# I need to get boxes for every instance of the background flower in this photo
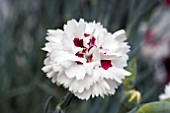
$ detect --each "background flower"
[42,19,131,100]
[159,83,170,100]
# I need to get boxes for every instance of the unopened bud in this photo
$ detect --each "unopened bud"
[128,89,141,104]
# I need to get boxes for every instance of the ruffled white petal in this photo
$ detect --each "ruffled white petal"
[47,71,56,78]
[65,64,86,80]
[84,62,98,75]
[42,65,51,72]
[112,29,126,41]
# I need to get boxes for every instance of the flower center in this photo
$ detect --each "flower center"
[73,33,112,70]
[86,54,93,63]
[73,33,96,62]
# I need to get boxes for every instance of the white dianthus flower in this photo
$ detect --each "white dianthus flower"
[42,19,131,100]
[159,83,170,100]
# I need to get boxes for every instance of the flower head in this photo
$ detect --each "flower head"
[159,83,170,100]
[42,19,131,100]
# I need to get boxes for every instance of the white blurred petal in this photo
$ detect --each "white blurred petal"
[159,83,170,100]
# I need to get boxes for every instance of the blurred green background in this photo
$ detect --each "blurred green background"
[0,0,166,113]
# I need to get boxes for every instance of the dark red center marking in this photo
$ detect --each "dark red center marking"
[75,61,83,65]
[73,38,84,48]
[84,33,90,37]
[75,52,84,58]
[101,60,112,70]
[88,36,96,46]
[75,52,84,65]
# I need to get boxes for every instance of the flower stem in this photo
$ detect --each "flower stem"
[44,92,74,113]
[58,92,74,110]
